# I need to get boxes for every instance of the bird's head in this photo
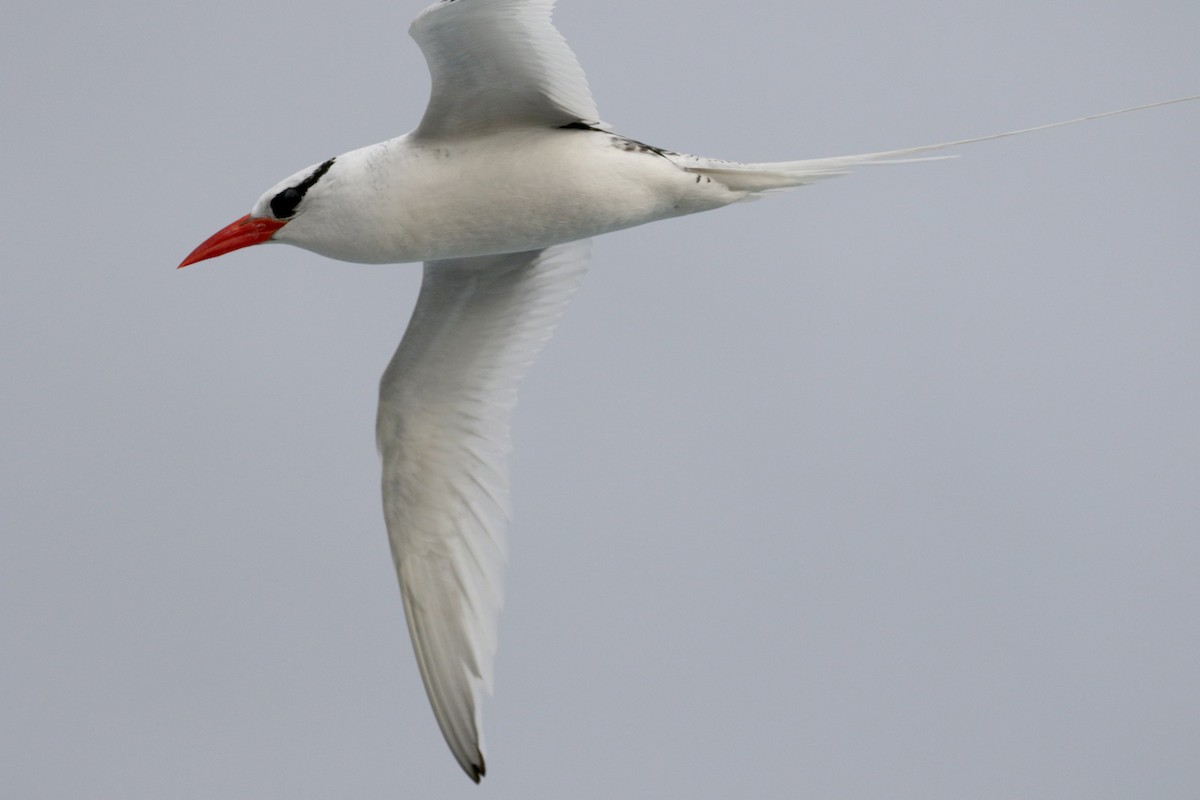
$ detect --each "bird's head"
[178,157,338,268]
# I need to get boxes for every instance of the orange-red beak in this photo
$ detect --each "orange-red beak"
[178,214,287,268]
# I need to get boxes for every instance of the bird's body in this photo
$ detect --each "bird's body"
[180,0,1198,783]
[268,128,742,264]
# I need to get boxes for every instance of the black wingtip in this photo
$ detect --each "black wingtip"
[468,757,485,784]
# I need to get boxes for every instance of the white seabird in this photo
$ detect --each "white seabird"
[179,0,1198,782]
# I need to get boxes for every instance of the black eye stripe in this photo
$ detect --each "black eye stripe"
[270,157,336,219]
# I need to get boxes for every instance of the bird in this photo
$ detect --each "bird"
[178,0,1198,783]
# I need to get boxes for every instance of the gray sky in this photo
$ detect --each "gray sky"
[3,1,1199,798]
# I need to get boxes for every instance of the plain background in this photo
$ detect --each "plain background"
[2,2,1198,798]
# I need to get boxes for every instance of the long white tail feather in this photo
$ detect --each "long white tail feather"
[681,95,1200,195]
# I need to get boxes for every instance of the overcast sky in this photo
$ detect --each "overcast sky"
[3,2,1199,798]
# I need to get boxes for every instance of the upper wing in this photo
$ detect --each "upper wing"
[376,241,590,781]
[409,0,605,139]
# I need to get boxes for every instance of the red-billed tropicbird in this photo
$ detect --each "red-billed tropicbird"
[179,0,1198,782]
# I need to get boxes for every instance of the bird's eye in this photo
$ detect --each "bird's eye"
[267,158,335,220]
[271,187,304,219]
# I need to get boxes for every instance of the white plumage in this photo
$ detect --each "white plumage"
[411,0,604,136]
[377,242,589,779]
[178,0,1198,783]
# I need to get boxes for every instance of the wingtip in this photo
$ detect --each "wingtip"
[467,756,486,784]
